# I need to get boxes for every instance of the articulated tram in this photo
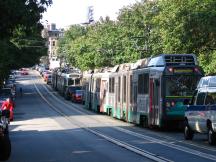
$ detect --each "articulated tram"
[82,68,111,112]
[52,68,82,95]
[84,54,203,128]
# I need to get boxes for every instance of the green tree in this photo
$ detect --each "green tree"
[57,0,216,74]
[155,0,216,73]
[0,0,52,83]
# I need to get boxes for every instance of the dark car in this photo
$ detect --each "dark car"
[5,80,15,89]
[72,90,84,103]
[64,86,82,100]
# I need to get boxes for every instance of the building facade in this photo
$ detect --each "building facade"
[42,23,64,70]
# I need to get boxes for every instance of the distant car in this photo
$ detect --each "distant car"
[64,86,82,100]
[72,90,84,103]
[20,69,28,75]
[39,66,49,75]
[9,74,15,82]
[44,74,52,84]
[4,80,15,89]
[42,70,51,77]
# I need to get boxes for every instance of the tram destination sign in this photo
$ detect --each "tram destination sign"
[173,68,193,73]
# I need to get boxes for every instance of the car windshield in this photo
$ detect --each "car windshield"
[68,86,81,93]
[165,75,200,97]
[205,91,216,105]
[76,90,83,95]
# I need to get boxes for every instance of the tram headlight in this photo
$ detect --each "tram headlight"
[166,102,170,107]
[194,67,199,73]
[168,68,173,72]
[171,101,175,107]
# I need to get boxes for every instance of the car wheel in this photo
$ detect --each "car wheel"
[184,123,194,140]
[208,128,216,145]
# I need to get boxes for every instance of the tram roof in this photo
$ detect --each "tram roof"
[82,54,199,74]
[148,54,198,67]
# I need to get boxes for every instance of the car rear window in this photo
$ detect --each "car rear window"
[68,86,81,92]
[205,92,216,105]
[76,90,83,95]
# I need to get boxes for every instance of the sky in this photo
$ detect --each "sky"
[42,0,141,28]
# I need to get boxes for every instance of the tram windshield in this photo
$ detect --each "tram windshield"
[165,75,199,97]
[68,78,74,86]
[68,78,80,86]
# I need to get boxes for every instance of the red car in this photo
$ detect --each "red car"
[72,90,84,103]
[44,74,52,84]
[20,69,28,75]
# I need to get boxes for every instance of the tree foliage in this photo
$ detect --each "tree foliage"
[0,0,52,82]
[58,0,216,74]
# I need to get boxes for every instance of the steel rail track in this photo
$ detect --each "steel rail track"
[40,79,216,161]
[32,72,216,161]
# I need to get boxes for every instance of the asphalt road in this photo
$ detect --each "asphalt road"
[6,71,216,162]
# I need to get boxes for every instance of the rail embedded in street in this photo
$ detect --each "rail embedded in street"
[30,71,216,162]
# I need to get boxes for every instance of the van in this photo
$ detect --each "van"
[184,76,216,145]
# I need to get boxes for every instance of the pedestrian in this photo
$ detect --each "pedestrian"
[1,98,14,121]
[19,87,23,97]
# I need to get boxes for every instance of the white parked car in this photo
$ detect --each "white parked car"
[184,76,216,145]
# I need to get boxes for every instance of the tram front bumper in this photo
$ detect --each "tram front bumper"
[165,111,185,121]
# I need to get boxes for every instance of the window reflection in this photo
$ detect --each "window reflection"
[165,76,199,96]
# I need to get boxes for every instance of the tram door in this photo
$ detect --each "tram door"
[149,78,160,126]
[100,80,107,112]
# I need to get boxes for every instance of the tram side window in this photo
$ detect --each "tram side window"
[195,92,206,105]
[109,78,115,93]
[138,73,149,94]
[92,79,96,92]
[130,75,133,104]
[109,78,112,92]
[75,78,80,85]
[118,77,121,102]
[123,76,126,103]
[138,74,144,94]
[143,74,149,94]
[134,85,138,105]
[112,78,115,93]
[96,78,101,92]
